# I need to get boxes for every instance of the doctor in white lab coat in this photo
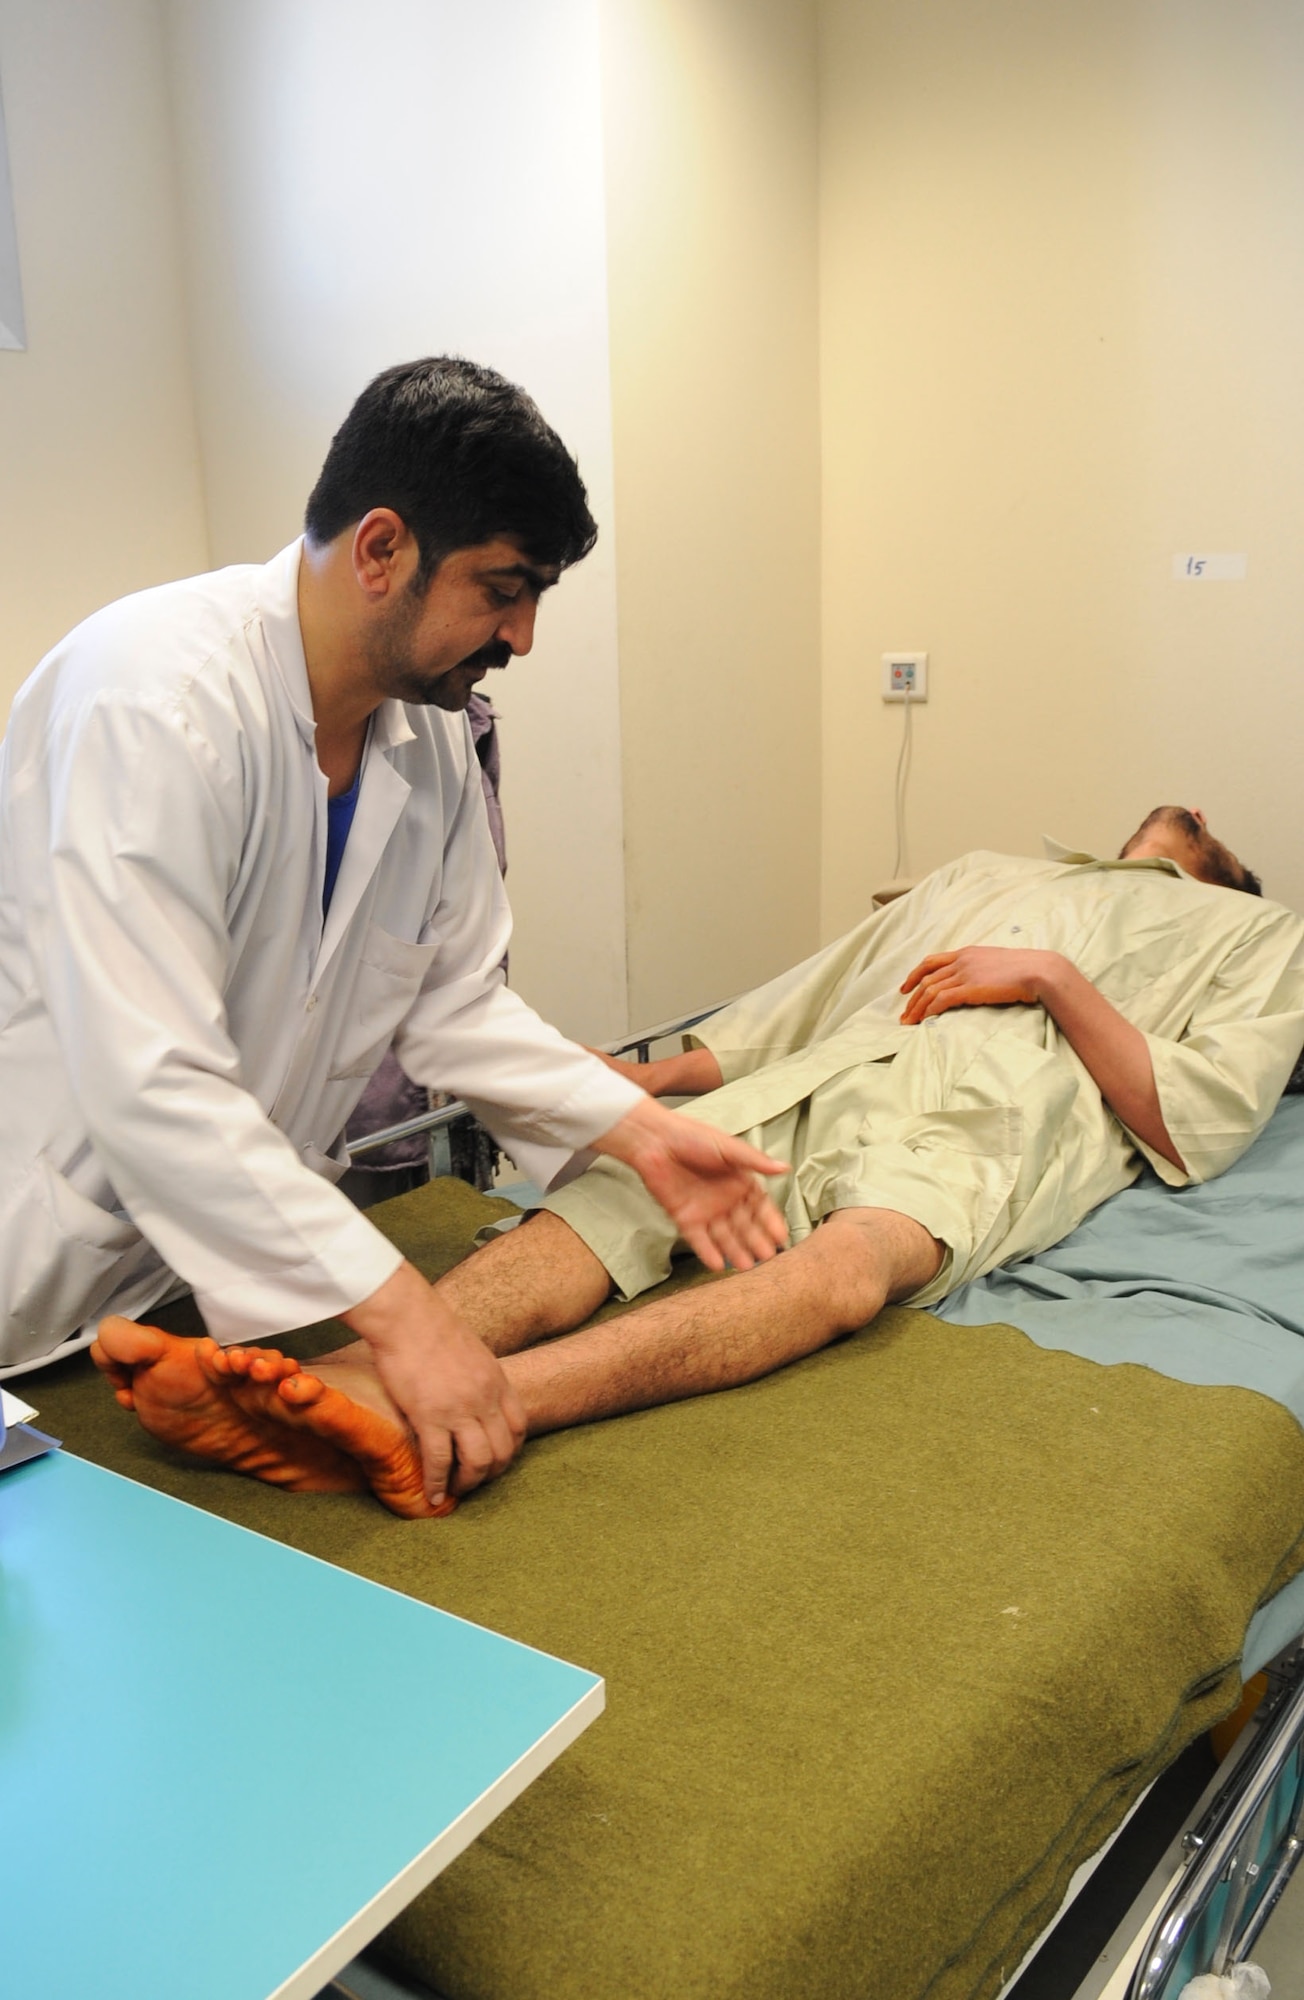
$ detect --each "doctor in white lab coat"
[0,356,786,1509]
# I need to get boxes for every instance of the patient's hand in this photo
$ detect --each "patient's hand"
[903,948,1185,1171]
[591,1096,789,1271]
[899,948,1061,1024]
[585,1048,658,1093]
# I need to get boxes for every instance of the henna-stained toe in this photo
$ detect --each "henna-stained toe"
[266,1370,442,1520]
[91,1313,162,1408]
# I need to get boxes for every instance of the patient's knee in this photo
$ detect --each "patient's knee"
[438,1208,613,1345]
[810,1208,944,1328]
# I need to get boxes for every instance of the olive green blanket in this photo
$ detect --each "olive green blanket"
[26,1179,1304,2000]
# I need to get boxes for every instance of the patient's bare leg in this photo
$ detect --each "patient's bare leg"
[502,1206,942,1433]
[434,1213,615,1353]
[89,1219,607,1517]
[269,1211,611,1449]
[302,1205,940,1441]
[95,1208,939,1514]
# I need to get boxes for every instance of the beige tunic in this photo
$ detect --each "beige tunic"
[546,850,1304,1303]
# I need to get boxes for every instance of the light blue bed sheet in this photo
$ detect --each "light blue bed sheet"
[935,1094,1304,1670]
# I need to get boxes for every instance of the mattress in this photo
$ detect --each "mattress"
[938,1096,1304,1680]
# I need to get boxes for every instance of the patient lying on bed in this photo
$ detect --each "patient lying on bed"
[94,806,1304,1516]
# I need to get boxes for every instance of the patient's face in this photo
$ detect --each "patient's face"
[1119,807,1259,894]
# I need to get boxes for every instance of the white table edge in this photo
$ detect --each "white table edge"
[271,1678,606,2000]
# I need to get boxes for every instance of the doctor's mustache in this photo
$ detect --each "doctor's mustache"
[457,640,512,671]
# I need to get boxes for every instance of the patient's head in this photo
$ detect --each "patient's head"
[1118,807,1262,895]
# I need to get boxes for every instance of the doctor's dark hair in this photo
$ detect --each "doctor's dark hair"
[304,357,598,582]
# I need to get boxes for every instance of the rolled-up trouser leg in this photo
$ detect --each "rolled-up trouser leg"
[542,1053,998,1308]
[542,1156,691,1303]
[543,1096,811,1302]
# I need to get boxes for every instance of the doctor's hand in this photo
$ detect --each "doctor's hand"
[342,1260,527,1512]
[591,1096,790,1272]
[900,947,1062,1025]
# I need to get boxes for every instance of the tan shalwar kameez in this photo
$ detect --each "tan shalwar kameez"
[545,850,1304,1305]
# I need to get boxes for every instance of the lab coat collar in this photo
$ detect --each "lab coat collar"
[258,540,317,748]
[256,540,417,758]
[1042,834,1182,878]
[259,540,421,981]
[371,698,417,753]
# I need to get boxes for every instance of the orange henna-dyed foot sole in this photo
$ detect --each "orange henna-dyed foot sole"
[90,1316,405,1505]
[214,1346,443,1521]
[93,1317,446,1520]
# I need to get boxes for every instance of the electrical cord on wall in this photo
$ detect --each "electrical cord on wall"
[891,689,913,882]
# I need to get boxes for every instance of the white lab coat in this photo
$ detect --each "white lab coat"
[0,542,641,1375]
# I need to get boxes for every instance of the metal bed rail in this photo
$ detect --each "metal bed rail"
[343,1001,732,1161]
[1126,1644,1304,1997]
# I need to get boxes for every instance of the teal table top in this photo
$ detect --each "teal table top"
[0,1451,602,2000]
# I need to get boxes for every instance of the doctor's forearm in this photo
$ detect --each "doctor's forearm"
[1036,958,1186,1172]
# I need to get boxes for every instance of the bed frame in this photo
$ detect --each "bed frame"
[1077,1637,1304,1998]
[345,1003,1304,1999]
[343,1002,730,1177]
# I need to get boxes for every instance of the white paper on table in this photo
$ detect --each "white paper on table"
[1,1386,38,1427]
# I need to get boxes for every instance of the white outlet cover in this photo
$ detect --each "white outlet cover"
[882,653,928,701]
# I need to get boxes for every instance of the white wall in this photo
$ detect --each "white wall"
[13,0,1295,1053]
[164,0,629,1040]
[600,0,823,1026]
[819,0,1304,936]
[0,0,208,720]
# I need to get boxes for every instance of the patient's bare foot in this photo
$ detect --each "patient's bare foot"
[213,1344,442,1520]
[91,1317,371,1494]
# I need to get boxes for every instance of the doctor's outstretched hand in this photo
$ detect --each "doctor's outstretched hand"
[589,1096,790,1273]
[342,1260,527,1513]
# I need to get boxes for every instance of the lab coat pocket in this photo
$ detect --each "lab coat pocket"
[328,926,439,1081]
[0,1155,145,1367]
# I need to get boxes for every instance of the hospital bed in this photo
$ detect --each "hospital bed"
[936,1072,1304,1998]
[25,1009,1304,2000]
[351,1005,1304,1998]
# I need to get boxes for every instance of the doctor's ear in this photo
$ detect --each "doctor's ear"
[350,509,419,599]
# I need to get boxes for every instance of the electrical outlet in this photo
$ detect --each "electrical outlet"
[882,653,928,702]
